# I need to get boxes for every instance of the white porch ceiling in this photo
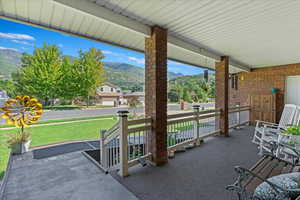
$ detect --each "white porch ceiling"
[1,0,300,73]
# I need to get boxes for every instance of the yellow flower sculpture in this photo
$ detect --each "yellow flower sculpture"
[0,96,43,128]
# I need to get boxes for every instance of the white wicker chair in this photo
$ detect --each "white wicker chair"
[252,104,297,154]
[276,105,300,160]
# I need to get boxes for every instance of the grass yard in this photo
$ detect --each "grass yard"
[0,118,117,180]
[0,115,115,128]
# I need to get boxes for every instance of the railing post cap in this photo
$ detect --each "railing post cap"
[117,110,129,117]
[192,105,200,109]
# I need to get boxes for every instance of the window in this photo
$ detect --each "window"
[111,88,114,92]
[100,87,103,92]
[231,74,238,90]
[234,75,238,90]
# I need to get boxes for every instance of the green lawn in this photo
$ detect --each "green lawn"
[0,118,117,180]
[0,115,115,128]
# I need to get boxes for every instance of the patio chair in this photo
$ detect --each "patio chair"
[263,106,300,161]
[252,104,297,154]
[226,154,300,200]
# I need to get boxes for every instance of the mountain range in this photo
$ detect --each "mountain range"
[0,49,22,78]
[0,49,183,88]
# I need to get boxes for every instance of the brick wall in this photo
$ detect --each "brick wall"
[230,63,300,121]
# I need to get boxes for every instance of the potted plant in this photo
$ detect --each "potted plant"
[282,124,300,145]
[270,88,279,94]
[7,131,32,154]
[0,96,43,154]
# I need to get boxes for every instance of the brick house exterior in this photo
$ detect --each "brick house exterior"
[229,63,300,122]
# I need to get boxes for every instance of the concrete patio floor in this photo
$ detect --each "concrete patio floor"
[1,126,259,200]
[112,126,259,200]
[1,143,137,200]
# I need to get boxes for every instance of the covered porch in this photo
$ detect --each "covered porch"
[111,127,258,200]
[1,127,258,200]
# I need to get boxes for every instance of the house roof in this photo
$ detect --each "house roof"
[124,92,145,97]
[101,83,119,89]
[2,1,300,72]
[97,92,120,97]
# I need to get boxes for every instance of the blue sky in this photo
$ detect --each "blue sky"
[0,18,206,75]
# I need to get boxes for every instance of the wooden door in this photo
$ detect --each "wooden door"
[250,94,276,124]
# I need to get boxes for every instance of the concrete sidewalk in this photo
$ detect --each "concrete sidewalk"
[1,150,138,200]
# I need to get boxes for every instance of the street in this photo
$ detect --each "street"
[40,103,214,121]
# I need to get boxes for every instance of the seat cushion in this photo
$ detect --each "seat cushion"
[262,135,278,143]
[254,172,300,200]
[282,147,299,157]
[255,127,280,135]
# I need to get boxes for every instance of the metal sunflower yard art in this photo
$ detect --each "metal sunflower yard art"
[0,96,43,154]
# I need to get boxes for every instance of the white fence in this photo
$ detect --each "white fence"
[99,106,250,177]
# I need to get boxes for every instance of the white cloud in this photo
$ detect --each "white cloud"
[102,50,145,65]
[0,32,35,40]
[168,60,184,66]
[11,39,33,46]
[128,56,145,65]
[102,50,124,57]
[102,50,113,55]
[0,46,18,51]
[21,47,29,50]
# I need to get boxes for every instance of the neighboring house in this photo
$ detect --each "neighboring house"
[96,83,123,106]
[96,83,145,106]
[124,92,145,105]
[0,90,9,107]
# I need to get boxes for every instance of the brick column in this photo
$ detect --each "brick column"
[215,56,229,137]
[145,26,168,166]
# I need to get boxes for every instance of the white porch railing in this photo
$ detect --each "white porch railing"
[99,111,152,176]
[167,107,221,155]
[229,105,251,129]
[99,106,251,177]
[99,122,120,172]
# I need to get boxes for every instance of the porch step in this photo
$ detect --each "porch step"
[168,140,204,158]
[83,149,109,174]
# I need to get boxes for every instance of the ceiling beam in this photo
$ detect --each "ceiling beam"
[53,0,251,72]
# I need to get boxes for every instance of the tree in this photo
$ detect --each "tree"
[193,85,203,102]
[182,88,193,103]
[0,80,17,97]
[173,82,184,102]
[208,79,215,98]
[168,88,179,102]
[15,44,63,105]
[129,100,142,119]
[73,48,105,106]
[58,57,79,102]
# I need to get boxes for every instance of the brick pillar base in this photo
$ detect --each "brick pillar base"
[145,26,168,166]
[215,56,229,137]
